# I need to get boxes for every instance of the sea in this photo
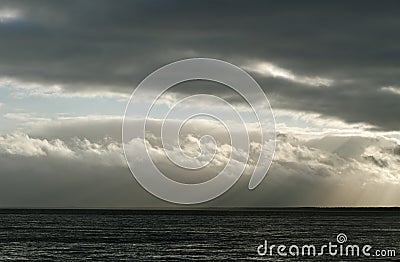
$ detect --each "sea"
[0,208,398,261]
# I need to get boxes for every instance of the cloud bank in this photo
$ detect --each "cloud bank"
[0,117,399,207]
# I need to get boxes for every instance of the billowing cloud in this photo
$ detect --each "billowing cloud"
[0,115,399,207]
[0,132,124,165]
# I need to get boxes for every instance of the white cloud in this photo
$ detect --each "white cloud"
[0,8,21,23]
[273,109,378,138]
[0,115,399,207]
[0,133,73,157]
[381,86,400,96]
[275,133,400,184]
[0,133,125,166]
[2,123,400,186]
[0,77,129,99]
[243,61,334,87]
[4,113,34,121]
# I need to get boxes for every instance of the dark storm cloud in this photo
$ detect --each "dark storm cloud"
[1,0,400,129]
[257,77,400,131]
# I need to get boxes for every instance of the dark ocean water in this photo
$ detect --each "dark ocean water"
[0,209,398,261]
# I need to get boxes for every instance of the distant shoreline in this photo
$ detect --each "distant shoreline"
[0,207,399,214]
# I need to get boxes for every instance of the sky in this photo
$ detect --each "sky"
[0,0,399,208]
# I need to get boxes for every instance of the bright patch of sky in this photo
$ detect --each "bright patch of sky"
[0,83,127,133]
[0,8,21,23]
